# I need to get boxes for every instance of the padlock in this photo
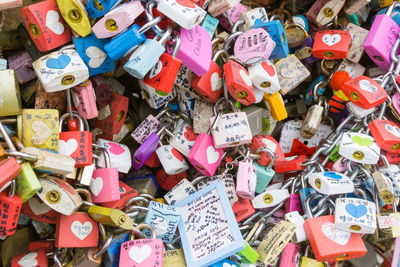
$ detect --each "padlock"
[36,176,82,215]
[0,70,22,116]
[238,7,267,32]
[364,2,400,70]
[308,171,354,195]
[90,91,129,141]
[274,155,307,173]
[156,143,190,175]
[375,191,400,239]
[131,108,169,144]
[22,0,72,52]
[247,60,280,94]
[236,155,257,200]
[144,201,180,243]
[55,211,99,247]
[210,101,252,148]
[300,99,325,139]
[346,23,369,63]
[102,181,138,209]
[86,0,121,18]
[194,173,238,206]
[251,134,285,166]
[207,0,240,17]
[19,109,59,150]
[339,132,381,164]
[252,188,290,209]
[223,59,256,105]
[90,149,120,204]
[254,153,275,194]
[369,119,400,152]
[0,181,22,237]
[280,242,301,267]
[285,211,307,243]
[371,170,395,204]
[8,50,37,84]
[233,27,275,64]
[0,0,22,10]
[73,34,115,77]
[251,17,289,60]
[56,0,91,37]
[155,169,186,191]
[216,4,246,32]
[11,249,48,267]
[168,119,197,157]
[119,224,164,266]
[33,49,89,93]
[263,91,288,121]
[0,157,21,190]
[306,0,346,29]
[92,0,144,39]
[284,15,309,48]
[157,0,206,29]
[72,79,98,119]
[232,197,255,222]
[334,197,377,234]
[163,178,197,205]
[140,80,177,109]
[124,27,172,79]
[274,54,311,95]
[15,160,40,203]
[347,102,376,119]
[96,138,131,174]
[303,214,367,262]
[202,14,219,38]
[58,112,92,167]
[191,50,226,103]
[21,196,59,224]
[285,180,303,214]
[312,29,351,59]
[141,36,182,95]
[299,245,324,267]
[88,205,133,230]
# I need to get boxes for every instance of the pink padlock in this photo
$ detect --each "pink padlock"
[391,92,400,116]
[236,159,257,199]
[188,133,224,176]
[156,144,189,175]
[286,192,303,214]
[234,28,275,65]
[217,3,247,31]
[90,150,120,203]
[119,225,163,267]
[364,2,400,70]
[92,1,144,39]
[177,25,212,76]
[280,242,301,267]
[332,157,347,172]
[72,80,98,120]
[0,0,22,10]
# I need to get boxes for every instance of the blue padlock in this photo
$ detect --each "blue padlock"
[304,74,325,106]
[124,27,171,79]
[86,0,121,18]
[102,232,130,267]
[298,187,317,214]
[252,18,289,60]
[104,17,163,61]
[254,161,275,194]
[73,33,115,76]
[374,6,400,27]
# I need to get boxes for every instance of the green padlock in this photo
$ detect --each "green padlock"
[329,144,341,162]
[235,241,259,264]
[15,162,41,202]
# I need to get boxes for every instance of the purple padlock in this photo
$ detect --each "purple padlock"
[132,131,160,171]
[233,28,275,64]
[291,36,319,65]
[177,25,212,76]
[8,50,36,84]
[285,193,303,214]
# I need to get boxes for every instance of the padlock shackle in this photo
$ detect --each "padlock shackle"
[138,16,164,34]
[145,0,164,37]
[0,121,16,151]
[232,19,245,33]
[212,49,228,62]
[224,32,241,52]
[59,112,85,132]
[255,147,275,168]
[93,144,112,168]
[136,223,156,239]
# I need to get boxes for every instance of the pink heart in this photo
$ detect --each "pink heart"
[107,142,125,155]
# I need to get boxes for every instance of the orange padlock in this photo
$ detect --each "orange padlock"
[312,30,351,60]
[369,119,400,152]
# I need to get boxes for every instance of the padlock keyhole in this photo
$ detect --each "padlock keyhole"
[93,0,104,11]
[105,19,118,31]
[323,7,334,18]
[68,9,82,23]
[117,110,125,121]
[29,23,40,37]
[46,190,61,204]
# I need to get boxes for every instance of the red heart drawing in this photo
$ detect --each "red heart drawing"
[171,148,184,162]
[176,0,196,8]
[261,61,275,77]
[107,142,125,155]
[184,126,196,141]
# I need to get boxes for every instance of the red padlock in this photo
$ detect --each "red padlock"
[55,212,99,248]
[369,119,400,152]
[11,249,48,267]
[28,240,54,253]
[312,30,351,60]
[274,155,307,174]
[0,182,22,237]
[21,196,59,224]
[342,76,388,109]
[59,113,93,167]
[232,198,255,223]
[144,151,161,168]
[223,59,256,106]
[0,157,21,189]
[304,215,367,262]
[155,169,186,191]
[250,135,285,166]
[22,0,72,52]
[102,181,139,209]
[91,76,113,109]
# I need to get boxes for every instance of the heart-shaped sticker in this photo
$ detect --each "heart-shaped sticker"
[86,46,107,68]
[323,172,342,180]
[358,80,377,93]
[321,222,351,246]
[239,69,253,87]
[206,145,220,164]
[46,54,71,69]
[385,124,400,138]
[71,221,93,240]
[351,136,372,146]
[184,126,196,141]
[261,61,276,77]
[322,33,341,46]
[345,203,367,219]
[31,120,51,145]
[107,142,125,155]
[128,245,152,263]
[59,139,78,156]
[29,197,52,215]
[210,72,222,92]
[90,177,103,197]
[171,148,184,162]
[18,252,38,267]
[46,10,64,35]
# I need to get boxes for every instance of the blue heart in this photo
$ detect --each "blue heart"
[324,172,342,179]
[46,54,71,69]
[345,203,367,219]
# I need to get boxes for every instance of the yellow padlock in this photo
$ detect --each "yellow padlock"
[0,70,22,116]
[264,92,288,122]
[56,0,91,37]
[18,109,59,150]
[163,249,187,267]
[379,0,394,7]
